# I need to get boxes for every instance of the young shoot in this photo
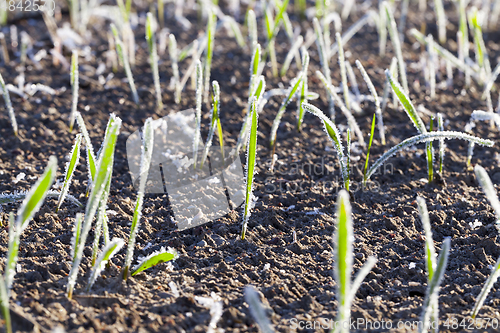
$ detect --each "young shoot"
[0,70,18,136]
[363,113,376,187]
[56,133,82,212]
[111,24,139,104]
[131,247,179,276]
[193,60,203,169]
[297,50,310,131]
[437,113,445,173]
[241,98,258,241]
[75,112,97,196]
[336,32,350,110]
[434,0,447,44]
[146,13,163,110]
[204,10,216,105]
[67,114,121,299]
[69,50,79,131]
[356,60,385,145]
[169,34,180,103]
[333,190,377,332]
[313,17,335,120]
[87,238,124,292]
[200,81,223,169]
[245,285,275,333]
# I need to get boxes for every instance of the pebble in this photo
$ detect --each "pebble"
[196,240,207,247]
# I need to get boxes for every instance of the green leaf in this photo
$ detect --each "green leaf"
[87,238,125,292]
[57,134,82,212]
[363,113,376,185]
[131,247,179,276]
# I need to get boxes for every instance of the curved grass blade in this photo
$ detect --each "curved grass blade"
[437,113,444,173]
[87,238,124,292]
[365,131,494,181]
[270,73,303,149]
[56,134,82,212]
[348,256,377,306]
[123,118,154,280]
[200,81,222,169]
[204,10,216,104]
[69,50,79,132]
[0,272,11,333]
[417,197,436,280]
[471,255,500,318]
[474,165,500,223]
[363,113,376,186]
[111,24,139,104]
[131,247,179,276]
[241,98,258,240]
[67,114,121,299]
[0,70,18,136]
[244,285,275,333]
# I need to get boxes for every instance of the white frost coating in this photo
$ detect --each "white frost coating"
[193,60,203,168]
[471,255,500,318]
[57,134,82,211]
[200,80,221,168]
[87,238,124,292]
[169,281,180,297]
[195,293,223,333]
[471,110,500,128]
[280,35,303,77]
[482,62,500,99]
[245,286,275,333]
[475,165,500,231]
[0,70,18,135]
[336,32,350,111]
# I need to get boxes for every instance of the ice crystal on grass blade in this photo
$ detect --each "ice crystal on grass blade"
[67,114,121,299]
[0,70,18,136]
[437,113,445,173]
[56,133,82,212]
[68,50,79,132]
[146,13,163,110]
[131,247,179,276]
[364,131,494,182]
[417,198,450,333]
[123,118,154,280]
[241,98,258,240]
[245,285,275,333]
[111,24,139,104]
[87,238,124,292]
[75,112,96,196]
[333,190,377,333]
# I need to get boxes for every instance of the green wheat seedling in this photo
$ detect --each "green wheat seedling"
[204,10,216,105]
[247,9,258,50]
[56,133,82,212]
[280,35,303,77]
[297,50,310,131]
[471,165,500,317]
[336,32,350,111]
[427,35,436,100]
[363,113,376,187]
[111,24,139,104]
[146,13,163,110]
[437,113,444,173]
[381,57,398,112]
[356,60,385,145]
[249,44,262,107]
[302,102,349,190]
[67,114,121,299]
[69,50,79,132]
[417,197,451,333]
[87,238,124,292]
[123,117,154,279]
[328,12,377,59]
[75,112,97,197]
[313,17,335,120]
[364,131,494,182]
[332,190,377,333]
[131,247,178,276]
[200,81,223,169]
[383,1,409,94]
[316,71,365,147]
[0,70,18,136]
[270,72,304,152]
[470,7,487,70]
[345,61,361,104]
[245,285,275,333]
[193,60,203,169]
[241,98,258,241]
[263,0,290,77]
[434,0,447,44]
[386,69,435,182]
[169,34,180,104]
[482,62,500,100]
[378,1,387,56]
[71,213,83,262]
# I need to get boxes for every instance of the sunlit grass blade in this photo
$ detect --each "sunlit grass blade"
[474,165,500,222]
[365,131,494,182]
[241,98,258,240]
[0,70,18,136]
[363,113,376,186]
[313,17,334,120]
[193,60,203,169]
[200,81,222,169]
[0,272,11,333]
[247,9,258,49]
[111,24,139,104]
[169,34,180,104]
[204,10,216,104]
[270,73,303,149]
[302,102,348,190]
[470,7,486,68]
[356,60,385,145]
[56,134,82,212]
[123,118,154,280]
[471,254,500,318]
[67,114,121,299]
[245,285,275,333]
[75,112,97,194]
[437,113,444,173]
[297,50,310,131]
[420,237,450,333]
[336,32,349,110]
[71,213,83,262]
[87,238,124,292]
[146,13,163,110]
[280,35,303,77]
[131,247,179,276]
[69,50,79,132]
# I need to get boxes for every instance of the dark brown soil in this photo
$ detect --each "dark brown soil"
[1,2,500,333]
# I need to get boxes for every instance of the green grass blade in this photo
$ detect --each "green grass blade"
[248,9,258,48]
[111,24,139,104]
[270,73,304,148]
[131,247,179,276]
[241,98,258,240]
[297,50,310,131]
[427,117,434,182]
[475,165,500,222]
[385,69,426,134]
[204,10,216,104]
[69,50,79,132]
[200,81,221,169]
[336,32,350,110]
[334,190,353,330]
[123,118,154,280]
[57,134,82,212]
[471,255,500,318]
[87,238,124,292]
[363,113,376,186]
[0,70,18,136]
[437,113,444,173]
[244,285,275,333]
[0,272,11,333]
[348,256,377,305]
[75,112,97,186]
[194,60,203,169]
[417,197,436,281]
